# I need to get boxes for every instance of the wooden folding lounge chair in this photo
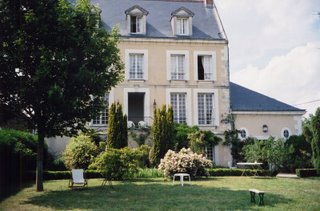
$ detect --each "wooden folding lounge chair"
[69,169,88,189]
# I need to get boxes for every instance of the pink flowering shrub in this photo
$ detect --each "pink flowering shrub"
[158,148,212,177]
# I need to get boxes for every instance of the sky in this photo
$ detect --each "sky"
[215,0,320,117]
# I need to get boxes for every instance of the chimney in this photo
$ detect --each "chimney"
[205,0,213,8]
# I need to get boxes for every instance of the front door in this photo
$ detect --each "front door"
[128,93,144,124]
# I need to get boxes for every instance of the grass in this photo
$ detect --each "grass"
[1,177,320,210]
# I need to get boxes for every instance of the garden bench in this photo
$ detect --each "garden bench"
[249,189,265,205]
[172,173,191,186]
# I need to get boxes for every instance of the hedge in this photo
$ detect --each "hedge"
[33,168,272,181]
[296,168,319,177]
[207,168,271,176]
[0,129,38,200]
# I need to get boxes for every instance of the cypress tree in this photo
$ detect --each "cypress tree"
[150,105,174,166]
[107,102,128,149]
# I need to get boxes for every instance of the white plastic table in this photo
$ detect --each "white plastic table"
[237,162,263,176]
[173,173,191,186]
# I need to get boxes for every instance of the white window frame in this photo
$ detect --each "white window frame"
[166,88,192,125]
[176,17,189,35]
[130,15,143,33]
[193,89,219,126]
[194,51,216,81]
[125,49,148,80]
[123,88,150,125]
[197,93,214,126]
[166,50,189,81]
[126,8,147,35]
[238,127,249,140]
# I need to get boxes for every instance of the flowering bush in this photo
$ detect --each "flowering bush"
[158,148,212,177]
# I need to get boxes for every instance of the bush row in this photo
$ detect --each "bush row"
[25,168,164,180]
[25,168,275,180]
[207,168,271,177]
[296,168,319,177]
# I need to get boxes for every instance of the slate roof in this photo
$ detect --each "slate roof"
[91,0,226,40]
[230,82,305,112]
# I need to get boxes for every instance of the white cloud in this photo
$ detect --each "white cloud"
[231,42,320,116]
[216,0,320,69]
[215,0,320,115]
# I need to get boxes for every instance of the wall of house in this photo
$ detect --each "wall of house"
[233,112,303,139]
[110,38,231,135]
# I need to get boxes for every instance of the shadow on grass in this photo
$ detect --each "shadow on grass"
[0,181,34,202]
[23,180,292,210]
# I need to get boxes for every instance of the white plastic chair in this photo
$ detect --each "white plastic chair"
[138,121,147,128]
[69,169,88,189]
[127,121,135,129]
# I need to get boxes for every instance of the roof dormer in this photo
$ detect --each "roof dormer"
[125,5,149,35]
[171,7,194,36]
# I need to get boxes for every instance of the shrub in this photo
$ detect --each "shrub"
[188,130,221,154]
[63,134,98,169]
[296,168,319,177]
[90,147,141,180]
[174,124,198,151]
[242,137,289,171]
[134,168,164,178]
[158,148,212,178]
[136,144,151,168]
[283,135,312,172]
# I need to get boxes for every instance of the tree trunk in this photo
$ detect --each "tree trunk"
[36,132,44,191]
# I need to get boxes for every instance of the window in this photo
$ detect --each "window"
[238,128,248,140]
[130,16,142,33]
[176,18,188,35]
[170,93,187,123]
[125,5,148,35]
[282,128,291,139]
[92,94,109,126]
[198,55,213,80]
[171,54,185,80]
[125,49,148,80]
[171,7,194,36]
[194,51,216,81]
[204,146,215,163]
[129,53,144,79]
[198,93,214,125]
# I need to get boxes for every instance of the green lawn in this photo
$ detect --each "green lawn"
[1,177,319,210]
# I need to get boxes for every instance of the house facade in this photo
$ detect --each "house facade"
[46,0,305,166]
[86,0,233,165]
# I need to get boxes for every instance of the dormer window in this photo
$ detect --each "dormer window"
[171,7,194,36]
[130,16,142,33]
[176,18,189,35]
[125,5,149,35]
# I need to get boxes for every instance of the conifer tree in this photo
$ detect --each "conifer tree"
[150,105,174,166]
[107,102,128,149]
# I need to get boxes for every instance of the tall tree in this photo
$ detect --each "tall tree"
[304,108,320,170]
[106,102,128,149]
[0,0,123,191]
[149,105,174,166]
